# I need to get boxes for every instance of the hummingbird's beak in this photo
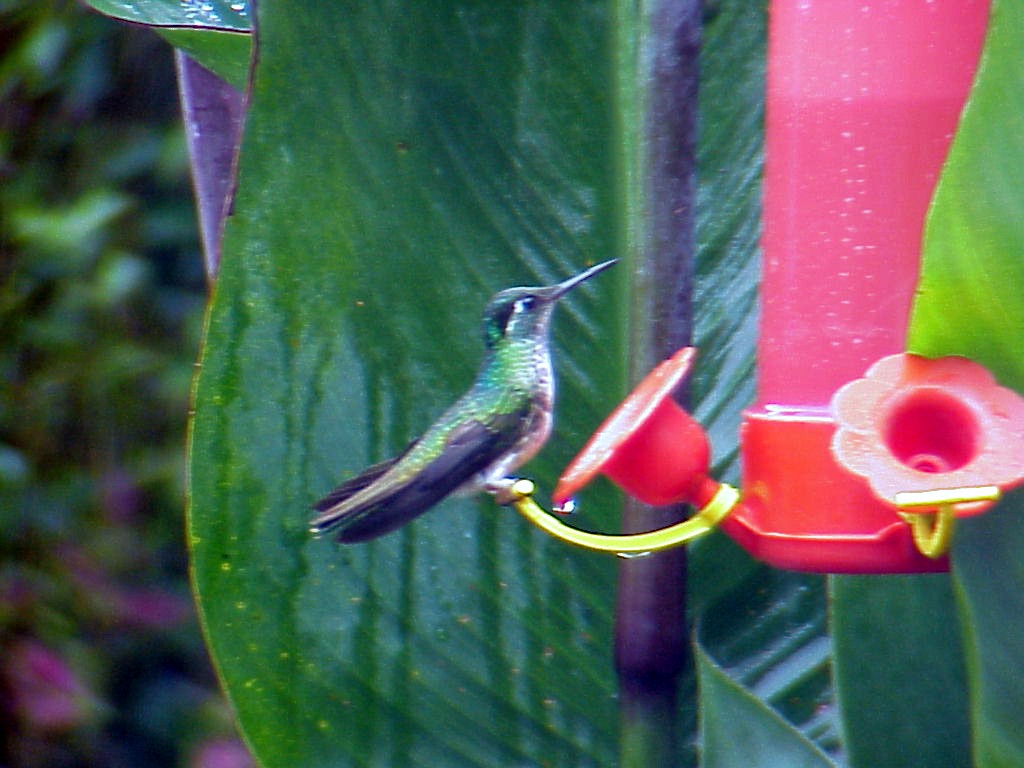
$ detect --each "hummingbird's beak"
[549,259,619,300]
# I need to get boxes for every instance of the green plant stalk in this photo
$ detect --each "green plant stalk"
[621,690,682,767]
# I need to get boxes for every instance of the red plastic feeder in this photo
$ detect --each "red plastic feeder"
[728,0,994,572]
[555,1,1024,574]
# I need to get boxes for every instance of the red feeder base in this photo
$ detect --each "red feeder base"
[731,409,947,574]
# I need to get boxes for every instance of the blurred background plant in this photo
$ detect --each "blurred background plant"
[0,1,251,765]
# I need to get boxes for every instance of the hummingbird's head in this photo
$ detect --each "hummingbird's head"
[481,259,617,348]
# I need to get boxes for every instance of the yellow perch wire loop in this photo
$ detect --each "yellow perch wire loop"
[506,479,739,556]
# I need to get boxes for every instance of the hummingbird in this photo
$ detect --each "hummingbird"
[310,259,618,543]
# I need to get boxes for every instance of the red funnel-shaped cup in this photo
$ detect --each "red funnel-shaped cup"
[554,348,719,510]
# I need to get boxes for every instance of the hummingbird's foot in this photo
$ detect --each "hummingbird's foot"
[487,477,525,506]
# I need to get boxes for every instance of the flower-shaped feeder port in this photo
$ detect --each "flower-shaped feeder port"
[508,347,739,556]
[831,353,1024,557]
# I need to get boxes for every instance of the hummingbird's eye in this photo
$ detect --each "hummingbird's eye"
[516,296,536,313]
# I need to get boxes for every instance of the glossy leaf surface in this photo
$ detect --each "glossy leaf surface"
[698,569,840,759]
[697,644,835,768]
[160,28,250,90]
[831,575,971,767]
[190,2,625,766]
[85,0,251,30]
[81,0,252,86]
[909,0,1024,384]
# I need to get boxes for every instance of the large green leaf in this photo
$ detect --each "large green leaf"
[953,495,1024,768]
[906,1,1024,765]
[697,651,833,768]
[189,3,625,766]
[697,569,840,762]
[697,632,834,768]
[830,575,971,767]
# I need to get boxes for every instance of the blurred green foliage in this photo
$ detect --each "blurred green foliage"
[0,2,249,766]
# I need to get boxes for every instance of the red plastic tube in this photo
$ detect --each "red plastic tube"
[730,0,990,572]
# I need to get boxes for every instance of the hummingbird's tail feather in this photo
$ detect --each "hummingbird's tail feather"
[311,453,482,543]
[325,475,465,543]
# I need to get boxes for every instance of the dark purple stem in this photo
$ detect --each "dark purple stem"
[617,1,701,765]
[175,52,246,282]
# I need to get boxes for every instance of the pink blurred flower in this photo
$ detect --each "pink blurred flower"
[4,639,97,733]
[59,542,193,629]
[113,585,194,629]
[189,738,256,768]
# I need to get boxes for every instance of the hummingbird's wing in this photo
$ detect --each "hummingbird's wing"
[310,407,530,543]
[309,450,411,513]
